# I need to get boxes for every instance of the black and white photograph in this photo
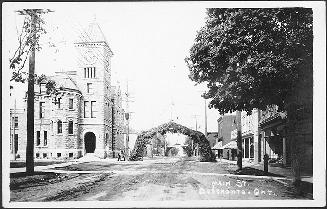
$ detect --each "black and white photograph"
[2,1,326,208]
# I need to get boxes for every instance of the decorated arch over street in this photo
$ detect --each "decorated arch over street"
[129,121,216,162]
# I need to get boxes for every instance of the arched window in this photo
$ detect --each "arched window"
[68,120,73,134]
[57,120,62,134]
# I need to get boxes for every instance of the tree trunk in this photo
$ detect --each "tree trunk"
[26,16,36,175]
[286,103,301,183]
[236,111,242,170]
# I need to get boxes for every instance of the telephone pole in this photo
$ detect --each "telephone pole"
[16,9,53,174]
[192,114,200,156]
[204,98,208,137]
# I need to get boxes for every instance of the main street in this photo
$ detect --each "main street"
[10,157,310,201]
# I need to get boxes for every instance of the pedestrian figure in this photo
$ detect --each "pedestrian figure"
[121,150,126,161]
[117,152,121,161]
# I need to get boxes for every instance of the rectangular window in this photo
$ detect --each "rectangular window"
[14,134,18,153]
[57,121,62,134]
[84,67,96,78]
[13,116,18,128]
[37,131,40,146]
[58,98,61,109]
[245,138,249,158]
[57,153,61,158]
[44,131,47,146]
[87,83,92,93]
[39,102,45,118]
[91,101,96,118]
[84,101,90,118]
[69,98,73,109]
[40,83,46,94]
[43,153,47,158]
[250,137,254,158]
[68,121,73,134]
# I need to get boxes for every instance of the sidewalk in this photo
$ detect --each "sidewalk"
[10,160,83,174]
[217,158,313,183]
[10,156,136,174]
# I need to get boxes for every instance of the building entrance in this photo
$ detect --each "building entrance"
[85,132,96,153]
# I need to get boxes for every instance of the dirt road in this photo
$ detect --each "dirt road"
[10,157,309,201]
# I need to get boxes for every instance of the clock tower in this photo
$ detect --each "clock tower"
[74,19,114,158]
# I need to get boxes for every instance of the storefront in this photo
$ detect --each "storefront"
[211,141,223,158]
[222,141,237,161]
[259,106,289,166]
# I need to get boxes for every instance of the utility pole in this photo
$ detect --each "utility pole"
[236,110,242,170]
[170,99,174,121]
[192,114,199,156]
[16,9,53,174]
[197,90,208,137]
[26,11,36,175]
[204,98,208,137]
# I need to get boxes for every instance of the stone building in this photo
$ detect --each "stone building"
[109,86,125,157]
[9,20,125,159]
[9,109,26,159]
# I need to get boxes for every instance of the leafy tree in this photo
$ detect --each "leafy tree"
[186,8,313,181]
[186,8,312,114]
[10,10,47,82]
[9,9,56,174]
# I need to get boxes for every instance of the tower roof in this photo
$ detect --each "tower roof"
[76,19,108,44]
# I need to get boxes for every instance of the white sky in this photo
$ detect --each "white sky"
[2,1,326,135]
[3,2,221,133]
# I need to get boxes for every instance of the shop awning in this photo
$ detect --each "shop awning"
[212,141,223,150]
[222,141,237,149]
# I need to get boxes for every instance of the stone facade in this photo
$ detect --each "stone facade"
[108,86,125,157]
[9,109,27,159]
[10,20,125,159]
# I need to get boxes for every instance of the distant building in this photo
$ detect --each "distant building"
[217,114,237,159]
[9,20,125,159]
[206,132,218,148]
[9,109,26,159]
